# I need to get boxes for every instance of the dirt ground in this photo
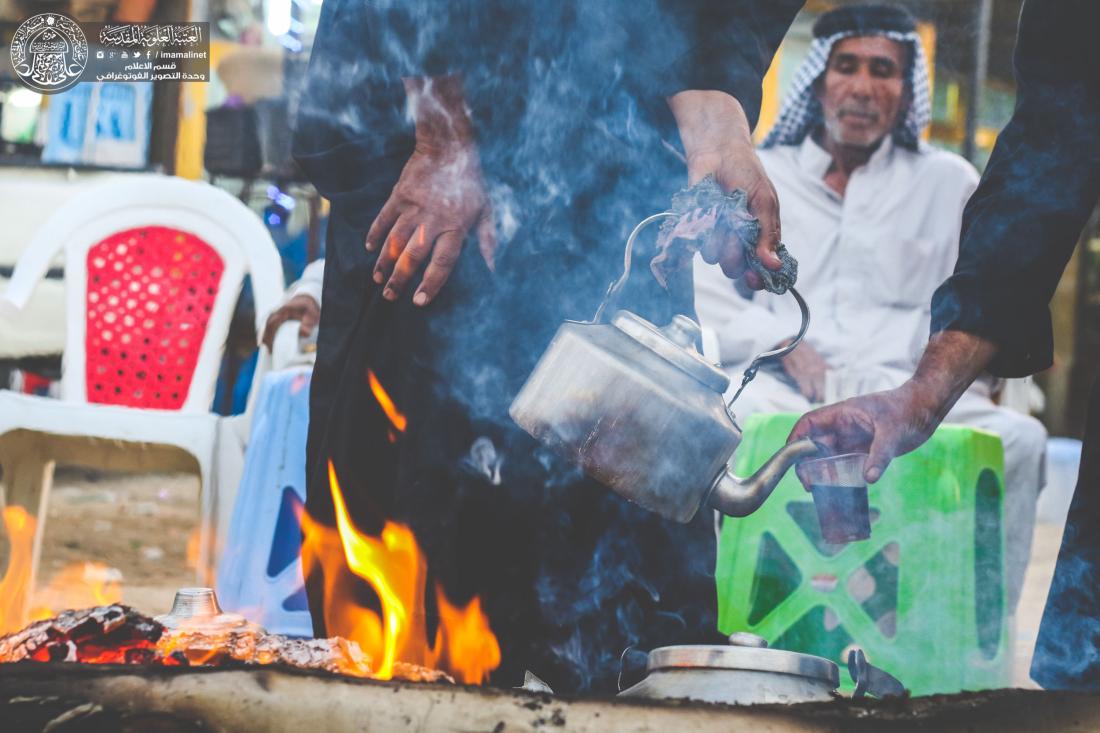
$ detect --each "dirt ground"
[0,466,1068,688]
[2,468,199,618]
[1013,520,1064,687]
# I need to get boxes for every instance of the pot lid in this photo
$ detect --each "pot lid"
[612,311,730,393]
[646,633,839,687]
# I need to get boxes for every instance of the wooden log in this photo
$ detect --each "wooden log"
[4,663,1100,733]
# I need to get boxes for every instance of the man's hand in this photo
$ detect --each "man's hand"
[262,293,320,349]
[788,330,999,483]
[780,341,827,403]
[366,143,494,305]
[668,90,783,289]
[788,383,940,484]
[366,76,495,307]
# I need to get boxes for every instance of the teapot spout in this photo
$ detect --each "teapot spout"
[707,438,820,517]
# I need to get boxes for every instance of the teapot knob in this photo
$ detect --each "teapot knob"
[727,632,769,648]
[661,315,703,350]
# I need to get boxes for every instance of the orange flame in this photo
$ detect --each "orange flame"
[433,588,502,684]
[299,462,501,683]
[186,528,201,572]
[0,506,123,635]
[28,563,123,622]
[368,370,407,433]
[0,506,36,635]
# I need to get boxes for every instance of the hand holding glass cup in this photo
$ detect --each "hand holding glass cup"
[796,453,872,544]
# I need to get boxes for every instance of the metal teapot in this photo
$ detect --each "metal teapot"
[509,213,819,524]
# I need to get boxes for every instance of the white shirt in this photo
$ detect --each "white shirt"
[286,258,325,306]
[695,135,979,390]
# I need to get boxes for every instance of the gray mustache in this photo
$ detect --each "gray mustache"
[836,106,881,120]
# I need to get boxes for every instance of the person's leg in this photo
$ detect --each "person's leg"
[303,192,544,685]
[1031,376,1100,689]
[945,391,1048,614]
[303,205,376,638]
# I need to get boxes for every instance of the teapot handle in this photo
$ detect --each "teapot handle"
[592,211,677,324]
[590,213,811,404]
[726,286,810,408]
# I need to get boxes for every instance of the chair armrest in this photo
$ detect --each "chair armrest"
[271,319,315,372]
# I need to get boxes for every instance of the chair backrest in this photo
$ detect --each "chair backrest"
[3,175,283,413]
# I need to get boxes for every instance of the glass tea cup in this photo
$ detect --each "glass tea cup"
[797,453,872,544]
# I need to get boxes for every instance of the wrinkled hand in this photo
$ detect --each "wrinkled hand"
[779,341,827,403]
[668,90,783,290]
[788,382,940,484]
[366,142,496,306]
[262,293,320,349]
[686,142,783,289]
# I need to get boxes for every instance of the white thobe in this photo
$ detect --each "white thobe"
[694,135,1046,614]
[286,259,325,306]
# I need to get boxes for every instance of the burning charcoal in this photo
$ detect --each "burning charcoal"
[156,625,380,678]
[0,590,453,684]
[153,587,378,676]
[392,661,455,684]
[0,605,162,664]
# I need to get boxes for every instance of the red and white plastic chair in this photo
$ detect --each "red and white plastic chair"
[0,175,282,604]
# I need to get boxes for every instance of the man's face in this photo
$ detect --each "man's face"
[816,36,908,149]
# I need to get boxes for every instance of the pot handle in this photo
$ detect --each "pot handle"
[848,648,907,699]
[592,212,677,324]
[726,286,811,408]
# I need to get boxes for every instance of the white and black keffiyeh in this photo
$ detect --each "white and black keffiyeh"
[761,30,932,151]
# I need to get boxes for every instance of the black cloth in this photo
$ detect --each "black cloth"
[1032,377,1100,689]
[811,3,916,39]
[929,0,1100,690]
[293,0,802,694]
[930,0,1100,378]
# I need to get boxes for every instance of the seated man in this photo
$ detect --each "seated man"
[694,3,1046,613]
[262,258,324,350]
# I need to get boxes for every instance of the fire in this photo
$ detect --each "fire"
[368,370,407,432]
[0,506,123,635]
[433,588,501,685]
[0,507,35,635]
[186,528,201,571]
[299,462,501,684]
[28,563,123,622]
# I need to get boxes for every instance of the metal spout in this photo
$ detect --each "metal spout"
[706,438,819,517]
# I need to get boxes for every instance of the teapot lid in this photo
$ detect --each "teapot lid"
[646,633,839,687]
[612,311,730,393]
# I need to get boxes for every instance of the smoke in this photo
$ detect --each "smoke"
[462,436,502,485]
[1032,522,1100,687]
[294,0,747,694]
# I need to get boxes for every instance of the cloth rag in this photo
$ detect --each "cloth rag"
[651,175,798,294]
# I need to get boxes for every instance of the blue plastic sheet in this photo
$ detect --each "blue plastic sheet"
[216,367,313,637]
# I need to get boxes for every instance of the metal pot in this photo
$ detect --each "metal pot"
[509,213,818,523]
[618,633,839,706]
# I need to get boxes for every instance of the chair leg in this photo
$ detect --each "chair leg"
[197,459,217,588]
[205,416,247,589]
[0,433,57,624]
